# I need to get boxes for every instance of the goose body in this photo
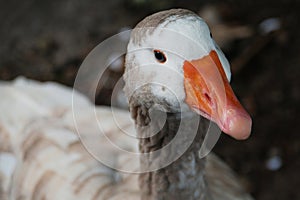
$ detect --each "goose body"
[0,9,253,200]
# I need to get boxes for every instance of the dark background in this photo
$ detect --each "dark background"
[0,0,299,199]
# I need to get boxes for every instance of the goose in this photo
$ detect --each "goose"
[0,8,253,200]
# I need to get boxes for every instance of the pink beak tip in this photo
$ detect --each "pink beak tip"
[229,114,252,140]
[221,110,252,140]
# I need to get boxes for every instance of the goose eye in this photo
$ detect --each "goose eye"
[210,32,213,38]
[154,50,167,63]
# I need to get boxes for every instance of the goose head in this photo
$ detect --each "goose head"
[124,9,252,140]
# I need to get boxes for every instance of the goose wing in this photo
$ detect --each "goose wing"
[0,78,140,200]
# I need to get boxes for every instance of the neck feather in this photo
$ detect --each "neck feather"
[132,105,209,200]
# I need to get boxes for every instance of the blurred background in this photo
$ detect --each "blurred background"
[0,0,299,199]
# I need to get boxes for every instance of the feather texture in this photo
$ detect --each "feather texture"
[0,77,252,200]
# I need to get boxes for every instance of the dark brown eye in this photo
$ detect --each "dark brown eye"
[154,50,167,63]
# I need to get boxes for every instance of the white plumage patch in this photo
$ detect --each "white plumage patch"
[125,13,232,110]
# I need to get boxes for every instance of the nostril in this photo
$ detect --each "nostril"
[204,93,212,105]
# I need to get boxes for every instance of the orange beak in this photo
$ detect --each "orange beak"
[183,50,252,140]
